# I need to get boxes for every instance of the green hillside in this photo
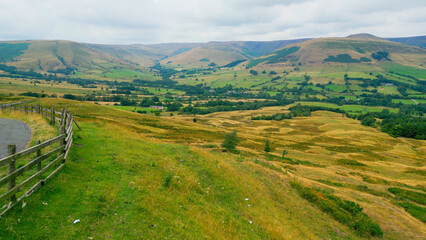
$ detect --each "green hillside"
[0,98,424,239]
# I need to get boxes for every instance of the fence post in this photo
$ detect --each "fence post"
[60,109,66,128]
[61,124,67,164]
[51,106,55,125]
[8,145,17,203]
[36,140,42,181]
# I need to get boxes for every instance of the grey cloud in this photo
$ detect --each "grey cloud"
[0,0,424,44]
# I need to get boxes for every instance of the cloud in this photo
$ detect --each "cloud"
[0,0,424,44]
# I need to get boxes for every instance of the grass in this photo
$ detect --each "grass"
[103,68,141,79]
[109,105,162,114]
[325,84,347,92]
[0,99,425,239]
[336,159,366,168]
[0,99,367,239]
[388,187,426,205]
[394,201,426,223]
[382,63,426,80]
[290,181,383,238]
[291,101,398,113]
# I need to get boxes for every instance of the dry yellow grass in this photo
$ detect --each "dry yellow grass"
[171,108,426,239]
[1,99,424,239]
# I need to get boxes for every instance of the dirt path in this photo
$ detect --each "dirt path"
[0,118,32,158]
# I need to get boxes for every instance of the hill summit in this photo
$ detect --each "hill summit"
[347,33,381,39]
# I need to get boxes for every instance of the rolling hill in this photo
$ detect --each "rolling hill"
[247,35,426,70]
[387,35,426,49]
[0,34,424,80]
[159,39,310,68]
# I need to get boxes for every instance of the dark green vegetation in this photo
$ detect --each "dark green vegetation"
[388,187,426,205]
[0,43,30,62]
[247,46,300,67]
[371,52,390,61]
[324,54,361,63]
[388,187,426,223]
[290,182,383,238]
[355,107,426,139]
[222,131,240,151]
[394,202,426,223]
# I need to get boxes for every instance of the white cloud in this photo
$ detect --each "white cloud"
[0,0,424,44]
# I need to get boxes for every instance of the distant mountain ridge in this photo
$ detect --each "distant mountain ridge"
[0,34,424,74]
[246,35,426,69]
[386,35,426,49]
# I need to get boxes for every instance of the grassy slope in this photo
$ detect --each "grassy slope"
[1,99,424,239]
[0,99,362,239]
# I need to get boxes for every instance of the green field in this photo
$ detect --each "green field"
[382,63,426,80]
[103,69,142,79]
[292,101,398,113]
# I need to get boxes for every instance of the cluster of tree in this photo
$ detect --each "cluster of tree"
[251,112,292,121]
[19,91,47,98]
[371,52,390,61]
[222,59,246,68]
[251,104,345,120]
[354,108,426,139]
[324,54,361,63]
[139,96,162,107]
[47,67,75,75]
[181,99,294,115]
[150,63,178,80]
[288,104,345,117]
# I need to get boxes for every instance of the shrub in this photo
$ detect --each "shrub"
[264,139,271,152]
[222,131,240,151]
[162,172,173,188]
[388,187,426,205]
[337,159,366,167]
[395,201,426,223]
[290,182,383,237]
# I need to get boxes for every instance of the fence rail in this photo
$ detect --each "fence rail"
[0,102,78,217]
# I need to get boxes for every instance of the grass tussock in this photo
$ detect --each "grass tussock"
[388,187,426,205]
[394,201,426,223]
[337,159,366,167]
[290,181,383,238]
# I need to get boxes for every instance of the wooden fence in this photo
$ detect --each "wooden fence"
[0,102,79,217]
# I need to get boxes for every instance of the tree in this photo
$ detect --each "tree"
[151,96,160,102]
[222,131,239,151]
[249,70,258,76]
[193,118,197,123]
[282,150,288,158]
[264,139,271,152]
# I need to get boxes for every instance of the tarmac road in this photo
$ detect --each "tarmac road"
[0,118,32,158]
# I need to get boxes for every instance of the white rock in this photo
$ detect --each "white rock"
[73,219,80,224]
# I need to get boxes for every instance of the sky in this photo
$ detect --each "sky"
[0,0,425,44]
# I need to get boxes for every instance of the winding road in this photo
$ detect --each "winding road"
[0,118,32,158]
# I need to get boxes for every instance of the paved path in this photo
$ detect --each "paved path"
[0,118,32,158]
